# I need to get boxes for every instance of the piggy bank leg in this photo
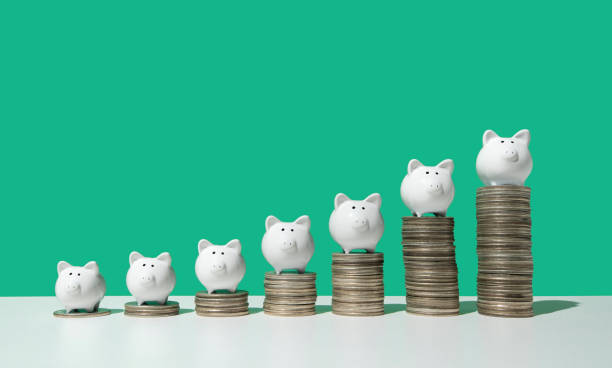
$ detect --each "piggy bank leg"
[274,268,282,275]
[344,249,350,254]
[416,212,423,217]
[296,268,305,274]
[435,211,447,217]
[93,302,100,312]
[208,289,216,295]
[136,299,146,306]
[65,307,75,314]
[229,287,237,293]
[411,211,417,217]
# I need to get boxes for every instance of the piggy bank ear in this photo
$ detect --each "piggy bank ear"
[265,216,280,231]
[407,159,423,175]
[57,261,71,275]
[198,239,213,253]
[294,215,311,230]
[365,193,382,208]
[334,193,350,209]
[225,239,242,253]
[483,130,499,145]
[156,252,172,265]
[513,129,530,145]
[84,261,99,273]
[129,251,143,266]
[436,159,454,175]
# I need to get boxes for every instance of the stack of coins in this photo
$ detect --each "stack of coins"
[194,291,249,317]
[476,185,533,318]
[263,272,317,316]
[331,253,384,316]
[124,301,180,317]
[402,217,459,316]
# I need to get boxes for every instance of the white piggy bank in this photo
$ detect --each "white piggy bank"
[55,261,106,313]
[329,193,384,253]
[195,239,246,294]
[126,251,176,305]
[262,215,314,274]
[476,129,533,186]
[400,159,455,217]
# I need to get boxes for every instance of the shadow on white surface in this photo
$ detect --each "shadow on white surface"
[384,303,405,314]
[533,300,579,316]
[460,300,478,315]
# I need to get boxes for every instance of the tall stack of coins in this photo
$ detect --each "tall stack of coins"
[194,290,249,317]
[331,253,384,316]
[402,217,459,316]
[476,185,533,318]
[124,301,180,317]
[263,272,317,316]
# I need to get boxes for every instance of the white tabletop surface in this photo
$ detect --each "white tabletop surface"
[0,296,609,368]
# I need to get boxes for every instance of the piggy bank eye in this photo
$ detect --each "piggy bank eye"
[511,140,515,143]
[77,273,80,276]
[212,251,216,254]
[436,172,439,175]
[361,207,365,210]
[291,228,294,232]
[221,252,225,255]
[352,206,356,209]
[142,263,146,267]
[69,272,72,275]
[501,140,505,143]
[151,264,154,267]
[281,228,285,231]
[426,171,429,175]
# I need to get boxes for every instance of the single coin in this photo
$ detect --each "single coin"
[53,309,111,318]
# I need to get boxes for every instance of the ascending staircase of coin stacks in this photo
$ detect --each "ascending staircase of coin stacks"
[194,291,249,317]
[331,253,385,316]
[476,185,533,317]
[263,272,317,316]
[402,217,459,316]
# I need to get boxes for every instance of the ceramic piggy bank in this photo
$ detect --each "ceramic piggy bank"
[55,261,106,313]
[262,215,314,274]
[126,251,176,305]
[329,193,384,253]
[195,239,246,294]
[400,159,455,217]
[476,129,533,186]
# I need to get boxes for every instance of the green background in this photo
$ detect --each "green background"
[1,1,610,296]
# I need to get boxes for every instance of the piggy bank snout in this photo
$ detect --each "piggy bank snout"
[139,274,156,284]
[64,281,82,295]
[426,182,443,193]
[349,213,370,231]
[422,178,444,194]
[502,149,519,162]
[211,263,227,274]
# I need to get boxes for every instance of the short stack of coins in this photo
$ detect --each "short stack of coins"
[263,272,317,316]
[402,217,459,316]
[476,185,533,318]
[124,301,180,317]
[331,253,384,316]
[194,290,249,317]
